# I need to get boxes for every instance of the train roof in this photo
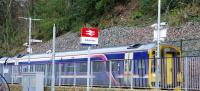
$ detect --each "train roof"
[0,57,15,64]
[17,43,157,59]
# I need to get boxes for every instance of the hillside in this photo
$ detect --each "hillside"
[0,0,200,56]
[21,22,200,56]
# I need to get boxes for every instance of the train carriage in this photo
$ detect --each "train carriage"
[1,43,182,88]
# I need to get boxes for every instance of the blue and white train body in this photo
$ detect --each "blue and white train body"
[1,43,182,87]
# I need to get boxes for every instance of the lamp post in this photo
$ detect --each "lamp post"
[151,21,167,89]
[51,24,56,91]
[156,0,161,89]
[19,17,41,72]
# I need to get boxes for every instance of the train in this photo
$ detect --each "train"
[0,43,182,88]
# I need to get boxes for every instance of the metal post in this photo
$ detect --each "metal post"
[90,61,93,87]
[14,66,17,84]
[51,24,56,91]
[87,46,91,91]
[180,39,183,53]
[58,64,61,86]
[155,0,161,89]
[2,65,4,77]
[184,57,188,91]
[33,65,35,72]
[131,59,133,89]
[73,62,76,87]
[109,60,112,88]
[45,64,48,86]
[28,17,32,72]
[18,17,41,72]
[11,66,13,84]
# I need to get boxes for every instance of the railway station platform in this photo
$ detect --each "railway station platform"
[9,84,181,91]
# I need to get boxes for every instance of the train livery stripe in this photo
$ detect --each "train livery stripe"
[12,53,125,65]
[105,53,125,60]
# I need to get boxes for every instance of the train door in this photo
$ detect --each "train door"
[164,53,173,85]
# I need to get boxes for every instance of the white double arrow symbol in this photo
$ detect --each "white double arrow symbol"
[86,29,95,36]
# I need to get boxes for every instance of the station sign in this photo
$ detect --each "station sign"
[31,39,42,43]
[80,27,99,46]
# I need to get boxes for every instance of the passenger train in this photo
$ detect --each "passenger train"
[1,43,182,87]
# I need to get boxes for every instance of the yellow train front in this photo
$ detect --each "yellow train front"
[147,44,182,88]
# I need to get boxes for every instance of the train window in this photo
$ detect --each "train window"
[79,62,87,72]
[106,60,109,72]
[125,59,132,72]
[112,61,120,71]
[61,64,66,72]
[106,60,121,72]
[47,64,52,72]
[151,58,156,73]
[21,65,29,72]
[138,60,145,69]
[106,61,110,72]
[35,64,45,72]
[67,63,74,72]
[93,62,102,72]
[62,63,74,72]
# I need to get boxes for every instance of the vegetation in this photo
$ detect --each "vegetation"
[32,0,130,40]
[0,0,26,56]
[0,0,200,56]
[131,0,200,26]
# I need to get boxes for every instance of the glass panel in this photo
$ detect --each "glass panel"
[151,55,156,73]
[79,62,87,72]
[93,62,102,72]
[138,60,145,69]
[112,61,120,72]
[62,63,74,72]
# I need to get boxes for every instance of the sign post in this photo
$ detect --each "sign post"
[87,46,91,91]
[80,27,99,91]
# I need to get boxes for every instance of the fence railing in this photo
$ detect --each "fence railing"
[0,57,200,90]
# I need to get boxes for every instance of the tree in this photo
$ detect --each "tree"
[0,0,25,56]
